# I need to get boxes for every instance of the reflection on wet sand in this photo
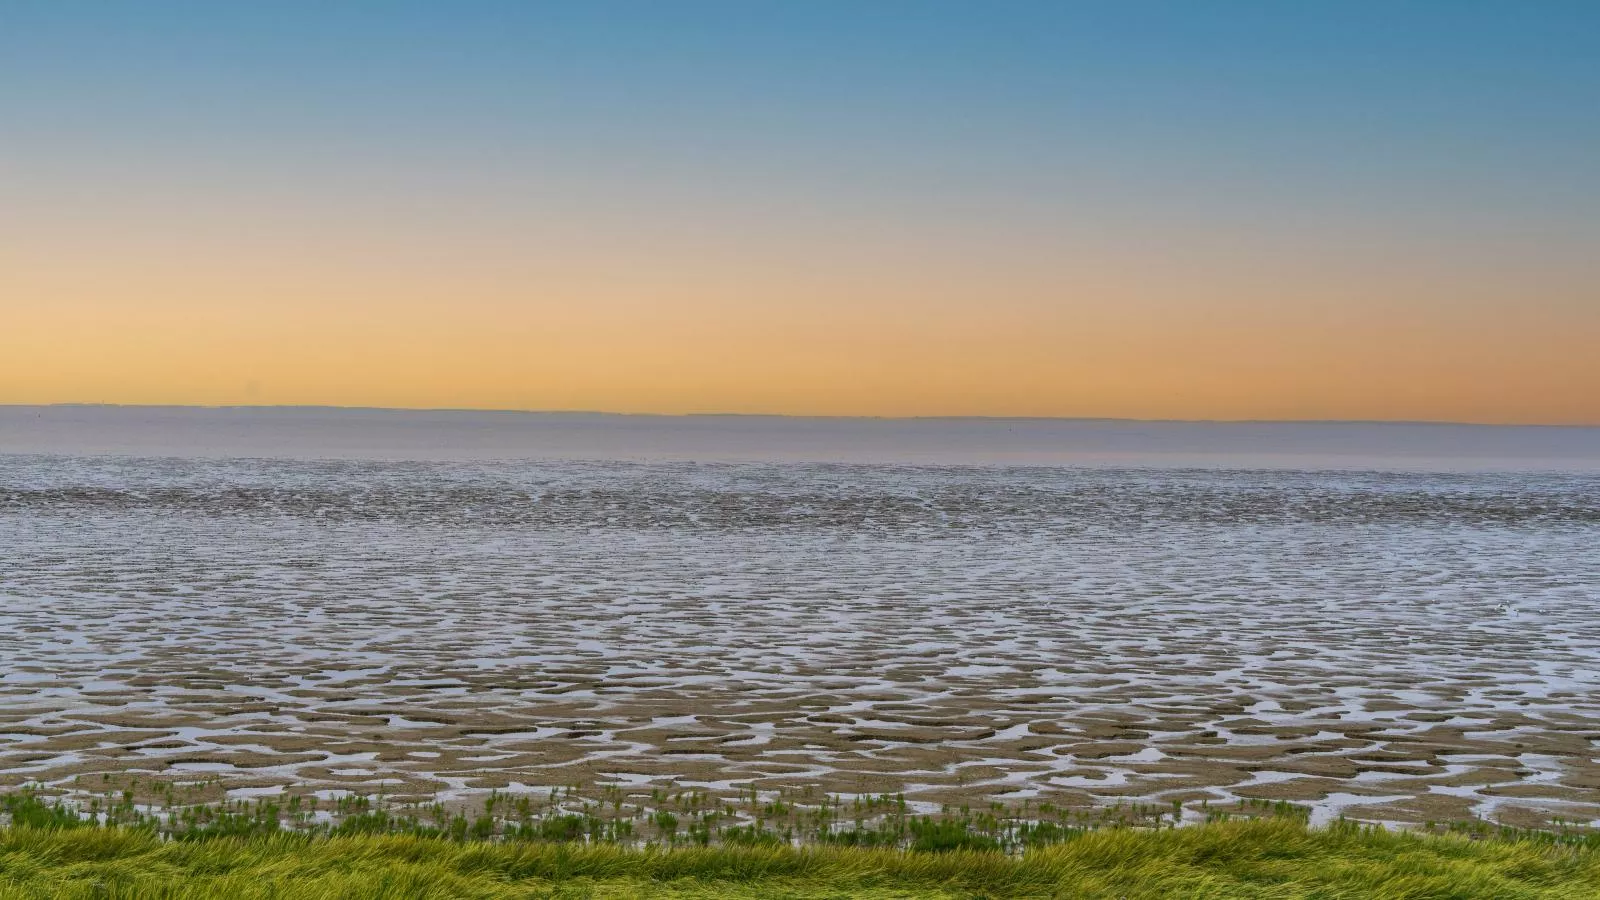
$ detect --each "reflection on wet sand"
[2,457,1597,829]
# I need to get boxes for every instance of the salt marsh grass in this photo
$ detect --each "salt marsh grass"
[1,814,1598,898]
[4,787,1600,897]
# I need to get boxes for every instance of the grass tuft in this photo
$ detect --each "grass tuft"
[0,817,1597,898]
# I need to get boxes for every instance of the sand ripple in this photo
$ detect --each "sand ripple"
[2,456,1597,828]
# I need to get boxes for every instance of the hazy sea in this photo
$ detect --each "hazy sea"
[2,406,1598,827]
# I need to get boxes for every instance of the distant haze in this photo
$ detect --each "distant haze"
[3,406,1598,472]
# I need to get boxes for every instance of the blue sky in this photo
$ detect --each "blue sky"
[4,2,1597,421]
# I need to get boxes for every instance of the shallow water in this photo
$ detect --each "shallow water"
[3,443,1597,828]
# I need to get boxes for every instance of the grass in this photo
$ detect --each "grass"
[10,780,1289,848]
[1,816,1598,898]
[5,785,1599,897]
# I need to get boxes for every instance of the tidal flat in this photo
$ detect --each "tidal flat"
[2,451,1598,837]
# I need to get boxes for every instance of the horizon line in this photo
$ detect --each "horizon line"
[8,403,1597,431]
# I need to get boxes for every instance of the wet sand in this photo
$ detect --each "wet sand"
[3,454,1597,828]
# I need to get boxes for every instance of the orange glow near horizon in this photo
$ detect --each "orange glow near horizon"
[6,4,1599,427]
[5,204,1597,425]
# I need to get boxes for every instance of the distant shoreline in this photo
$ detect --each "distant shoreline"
[6,402,1596,431]
[4,404,1597,470]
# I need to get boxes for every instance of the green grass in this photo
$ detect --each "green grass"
[9,781,1302,848]
[1,817,1598,899]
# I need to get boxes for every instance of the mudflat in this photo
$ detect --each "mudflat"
[2,454,1597,829]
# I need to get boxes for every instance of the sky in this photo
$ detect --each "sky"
[3,2,1597,424]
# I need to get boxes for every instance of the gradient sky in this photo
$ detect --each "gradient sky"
[4,2,1597,423]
